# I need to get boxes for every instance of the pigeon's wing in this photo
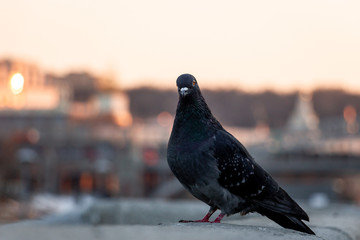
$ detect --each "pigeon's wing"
[213,129,309,220]
[213,129,276,198]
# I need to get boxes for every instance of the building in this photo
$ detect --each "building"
[0,59,66,111]
[287,93,319,132]
[0,59,134,201]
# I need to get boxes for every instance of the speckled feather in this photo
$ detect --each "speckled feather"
[167,74,315,235]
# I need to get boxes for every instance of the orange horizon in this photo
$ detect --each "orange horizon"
[1,1,359,94]
[2,56,358,94]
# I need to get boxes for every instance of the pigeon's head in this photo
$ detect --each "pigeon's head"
[176,74,199,97]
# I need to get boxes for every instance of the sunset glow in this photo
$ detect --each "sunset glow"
[10,73,24,95]
[1,1,360,92]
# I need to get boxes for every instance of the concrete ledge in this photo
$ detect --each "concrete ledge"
[1,199,359,240]
[0,223,349,240]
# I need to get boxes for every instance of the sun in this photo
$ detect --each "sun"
[10,73,24,95]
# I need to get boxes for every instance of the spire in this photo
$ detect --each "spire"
[287,93,319,132]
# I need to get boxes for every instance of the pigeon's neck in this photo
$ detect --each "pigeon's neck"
[174,93,223,135]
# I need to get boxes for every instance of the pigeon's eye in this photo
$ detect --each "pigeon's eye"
[192,80,196,86]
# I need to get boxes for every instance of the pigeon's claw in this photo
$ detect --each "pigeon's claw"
[179,219,210,223]
[179,207,218,223]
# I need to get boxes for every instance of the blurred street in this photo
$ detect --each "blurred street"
[0,58,360,226]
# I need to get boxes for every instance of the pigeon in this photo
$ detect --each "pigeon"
[167,73,315,235]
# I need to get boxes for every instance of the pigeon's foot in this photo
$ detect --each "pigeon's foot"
[211,213,225,223]
[179,212,225,223]
[179,219,210,223]
[179,207,218,223]
[179,212,213,223]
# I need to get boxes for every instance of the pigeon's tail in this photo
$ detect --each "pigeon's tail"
[253,187,315,235]
[257,207,315,235]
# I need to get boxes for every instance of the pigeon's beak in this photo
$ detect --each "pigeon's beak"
[179,87,189,96]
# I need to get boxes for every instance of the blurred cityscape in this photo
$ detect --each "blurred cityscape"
[0,58,359,223]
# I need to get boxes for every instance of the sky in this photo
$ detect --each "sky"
[1,0,360,92]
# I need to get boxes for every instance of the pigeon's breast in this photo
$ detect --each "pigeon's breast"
[168,142,247,213]
[167,130,248,213]
[167,135,218,186]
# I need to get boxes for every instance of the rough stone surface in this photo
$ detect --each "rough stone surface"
[1,199,359,240]
[0,223,350,240]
